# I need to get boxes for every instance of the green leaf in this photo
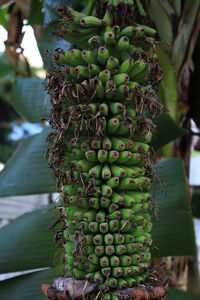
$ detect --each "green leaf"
[29,0,44,25]
[171,0,200,75]
[0,54,14,81]
[150,0,173,44]
[151,158,196,257]
[0,268,58,299]
[157,48,178,120]
[170,0,181,16]
[39,22,70,52]
[0,206,56,273]
[157,0,176,18]
[39,0,85,68]
[10,77,50,123]
[38,23,70,70]
[167,288,200,299]
[151,112,186,150]
[43,0,72,25]
[0,128,56,197]
[0,6,8,29]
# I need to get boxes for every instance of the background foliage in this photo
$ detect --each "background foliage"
[0,0,200,299]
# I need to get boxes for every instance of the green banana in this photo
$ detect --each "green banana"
[47,1,162,293]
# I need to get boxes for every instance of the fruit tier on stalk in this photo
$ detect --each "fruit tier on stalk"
[46,0,162,297]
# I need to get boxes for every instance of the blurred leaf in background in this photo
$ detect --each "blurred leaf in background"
[0,54,20,163]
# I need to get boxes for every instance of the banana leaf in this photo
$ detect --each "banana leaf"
[151,112,186,150]
[0,128,56,197]
[167,288,200,299]
[0,268,58,299]
[0,206,56,273]
[151,158,196,257]
[11,78,50,123]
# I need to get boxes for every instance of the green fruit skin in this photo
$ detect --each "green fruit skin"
[51,11,158,292]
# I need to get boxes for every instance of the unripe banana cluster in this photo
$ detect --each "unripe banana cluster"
[62,133,153,289]
[46,3,162,297]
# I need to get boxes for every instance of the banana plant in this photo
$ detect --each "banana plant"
[41,0,194,298]
[0,0,199,299]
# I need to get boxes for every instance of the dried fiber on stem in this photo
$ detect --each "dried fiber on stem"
[41,277,168,300]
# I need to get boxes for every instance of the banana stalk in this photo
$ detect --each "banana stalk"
[46,0,163,295]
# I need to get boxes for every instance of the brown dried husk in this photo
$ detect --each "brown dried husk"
[41,277,168,300]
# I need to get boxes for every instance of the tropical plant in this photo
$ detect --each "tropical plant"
[0,0,199,299]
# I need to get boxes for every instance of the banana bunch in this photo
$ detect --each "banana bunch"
[55,7,104,47]
[61,134,153,290]
[60,118,153,288]
[55,3,157,50]
[46,0,162,297]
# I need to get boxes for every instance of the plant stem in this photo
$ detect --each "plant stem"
[135,0,146,16]
[86,0,95,16]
